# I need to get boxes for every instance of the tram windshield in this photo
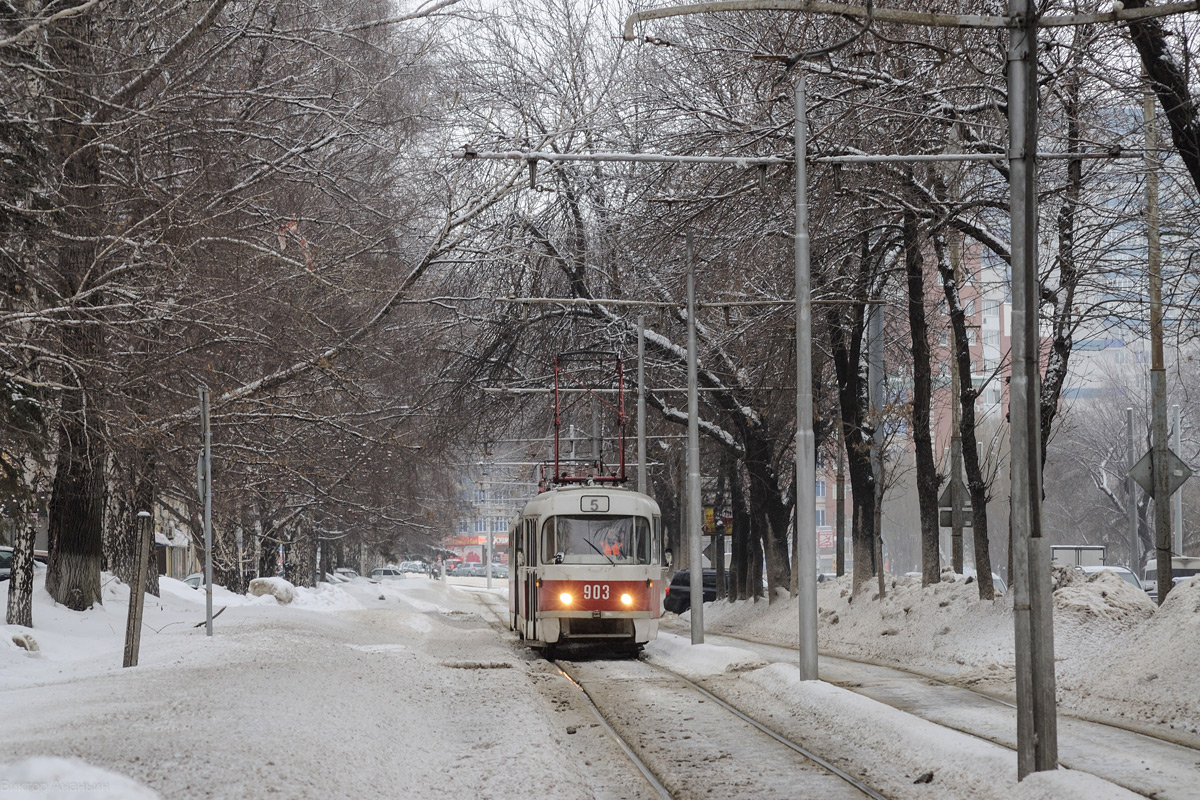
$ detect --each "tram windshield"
[542,515,652,564]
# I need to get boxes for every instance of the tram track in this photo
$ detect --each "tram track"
[678,627,1200,800]
[464,587,1198,800]
[552,656,888,800]
[466,590,884,798]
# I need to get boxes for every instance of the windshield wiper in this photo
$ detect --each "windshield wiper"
[584,536,615,566]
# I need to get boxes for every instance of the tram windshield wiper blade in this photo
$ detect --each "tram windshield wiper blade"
[585,536,615,566]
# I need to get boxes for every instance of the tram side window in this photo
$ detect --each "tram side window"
[542,515,652,564]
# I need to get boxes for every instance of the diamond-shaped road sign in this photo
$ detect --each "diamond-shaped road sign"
[1128,447,1193,499]
[938,478,972,528]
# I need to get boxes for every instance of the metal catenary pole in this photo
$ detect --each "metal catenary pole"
[199,387,214,637]
[1173,404,1182,554]
[1146,85,1173,605]
[1008,0,1057,776]
[1128,408,1139,572]
[638,314,648,495]
[794,76,818,681]
[686,232,704,644]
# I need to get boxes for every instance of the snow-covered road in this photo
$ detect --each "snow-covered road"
[0,578,652,799]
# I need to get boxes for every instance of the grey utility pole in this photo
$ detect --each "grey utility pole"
[1146,86,1173,605]
[638,314,648,495]
[1008,0,1057,777]
[685,232,704,644]
[1128,408,1139,572]
[199,387,214,637]
[794,76,818,681]
[1173,404,1182,554]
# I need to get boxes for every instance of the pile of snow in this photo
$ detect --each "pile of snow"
[248,576,296,604]
[695,567,1197,744]
[1065,576,1200,739]
[0,756,161,799]
[647,633,767,674]
[1053,569,1156,624]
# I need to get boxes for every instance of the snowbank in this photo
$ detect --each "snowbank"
[1065,575,1200,739]
[739,664,1140,800]
[0,757,161,799]
[694,568,1197,743]
[248,576,296,604]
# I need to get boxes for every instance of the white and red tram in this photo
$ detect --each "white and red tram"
[509,483,664,654]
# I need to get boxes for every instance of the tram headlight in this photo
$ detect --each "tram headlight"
[559,592,573,606]
[620,593,633,606]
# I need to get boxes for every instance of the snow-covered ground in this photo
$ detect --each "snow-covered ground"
[1,567,1193,799]
[696,568,1199,746]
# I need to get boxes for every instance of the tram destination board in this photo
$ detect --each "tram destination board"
[581,495,610,513]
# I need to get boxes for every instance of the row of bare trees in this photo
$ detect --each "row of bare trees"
[435,1,1200,601]
[6,0,1200,627]
[1,0,518,625]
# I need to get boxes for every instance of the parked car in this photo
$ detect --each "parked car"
[370,567,405,581]
[183,572,205,589]
[0,546,12,582]
[334,567,359,580]
[962,568,1007,595]
[400,561,427,574]
[663,568,719,614]
[1075,565,1143,591]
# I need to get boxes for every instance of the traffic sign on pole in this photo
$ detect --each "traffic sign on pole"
[1128,447,1193,499]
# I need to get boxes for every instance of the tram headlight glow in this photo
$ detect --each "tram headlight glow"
[559,592,573,606]
[620,593,633,606]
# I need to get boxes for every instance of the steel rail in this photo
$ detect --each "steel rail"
[553,662,674,800]
[695,628,1200,773]
[636,659,889,800]
[558,656,887,800]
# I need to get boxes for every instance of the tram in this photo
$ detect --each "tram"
[507,351,668,655]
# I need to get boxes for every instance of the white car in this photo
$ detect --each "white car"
[369,567,404,581]
[183,572,205,589]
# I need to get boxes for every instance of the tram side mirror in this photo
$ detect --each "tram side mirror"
[664,549,673,568]
[554,552,565,565]
[515,549,525,567]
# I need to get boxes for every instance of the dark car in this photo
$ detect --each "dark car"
[0,547,46,582]
[663,568,719,614]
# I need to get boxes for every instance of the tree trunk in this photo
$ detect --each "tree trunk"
[44,12,106,612]
[109,452,160,597]
[1123,0,1200,196]
[6,505,37,627]
[829,301,877,594]
[728,459,747,600]
[1041,64,1082,464]
[745,438,791,602]
[935,239,994,600]
[903,212,942,586]
[46,409,105,610]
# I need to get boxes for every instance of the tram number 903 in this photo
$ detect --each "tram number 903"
[582,584,610,600]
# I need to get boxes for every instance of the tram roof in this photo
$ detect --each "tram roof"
[521,483,660,517]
